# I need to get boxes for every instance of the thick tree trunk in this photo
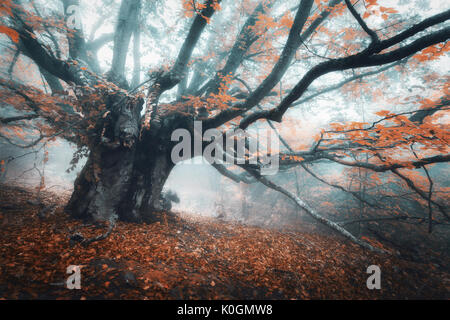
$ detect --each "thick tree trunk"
[117,143,174,222]
[66,145,173,223]
[65,94,177,223]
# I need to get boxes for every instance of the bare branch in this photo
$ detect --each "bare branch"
[290,59,405,107]
[86,33,115,52]
[0,114,38,124]
[392,168,448,221]
[337,216,424,226]
[242,166,387,253]
[211,163,255,184]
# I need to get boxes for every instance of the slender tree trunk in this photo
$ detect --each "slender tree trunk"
[241,182,249,221]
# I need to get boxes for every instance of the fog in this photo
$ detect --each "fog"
[0,0,448,263]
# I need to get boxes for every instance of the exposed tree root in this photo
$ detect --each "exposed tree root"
[70,218,116,247]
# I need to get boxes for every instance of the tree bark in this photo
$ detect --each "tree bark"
[66,145,174,222]
[65,94,176,223]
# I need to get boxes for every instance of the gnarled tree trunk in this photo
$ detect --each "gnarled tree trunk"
[65,94,178,223]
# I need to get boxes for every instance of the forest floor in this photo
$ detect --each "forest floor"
[0,184,448,299]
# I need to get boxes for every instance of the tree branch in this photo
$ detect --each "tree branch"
[0,114,39,124]
[204,0,343,129]
[392,168,448,221]
[159,0,222,92]
[242,167,387,253]
[238,19,450,128]
[86,33,115,52]
[12,11,81,84]
[204,1,273,95]
[211,163,255,184]
[344,0,378,43]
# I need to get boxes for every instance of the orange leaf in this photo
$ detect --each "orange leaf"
[0,25,19,43]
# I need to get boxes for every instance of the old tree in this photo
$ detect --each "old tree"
[0,0,449,251]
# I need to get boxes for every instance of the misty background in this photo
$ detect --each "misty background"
[0,0,449,261]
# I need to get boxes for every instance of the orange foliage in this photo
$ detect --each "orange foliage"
[0,186,448,299]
